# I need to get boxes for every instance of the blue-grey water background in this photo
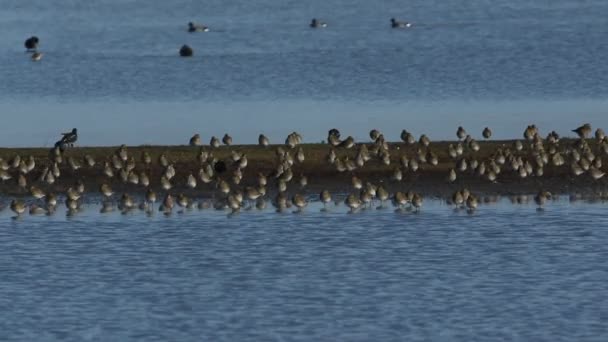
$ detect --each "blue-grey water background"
[1,200,608,341]
[2,0,608,340]
[1,0,608,146]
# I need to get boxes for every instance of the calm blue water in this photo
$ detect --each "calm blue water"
[1,200,608,340]
[1,0,607,145]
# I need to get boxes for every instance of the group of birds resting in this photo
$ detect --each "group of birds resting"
[24,16,413,60]
[24,18,412,61]
[181,17,412,56]
[0,122,605,219]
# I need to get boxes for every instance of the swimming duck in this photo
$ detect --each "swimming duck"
[179,45,193,57]
[188,22,209,32]
[31,52,43,61]
[391,18,412,28]
[24,36,39,51]
[310,18,327,28]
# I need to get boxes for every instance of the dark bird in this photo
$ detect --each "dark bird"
[391,18,412,28]
[572,123,592,139]
[54,128,78,151]
[61,128,78,145]
[179,45,193,57]
[24,36,39,51]
[310,18,327,28]
[328,128,340,139]
[214,160,227,174]
[188,22,209,32]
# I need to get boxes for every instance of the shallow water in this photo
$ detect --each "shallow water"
[1,0,608,145]
[1,199,608,340]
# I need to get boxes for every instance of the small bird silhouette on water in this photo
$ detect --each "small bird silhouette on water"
[188,22,209,32]
[24,36,39,52]
[310,18,327,28]
[390,18,412,28]
[179,45,193,57]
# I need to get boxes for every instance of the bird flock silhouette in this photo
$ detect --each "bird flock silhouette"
[0,122,605,219]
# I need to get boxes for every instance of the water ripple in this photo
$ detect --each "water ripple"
[1,200,608,340]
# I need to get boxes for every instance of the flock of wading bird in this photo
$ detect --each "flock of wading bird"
[0,123,606,219]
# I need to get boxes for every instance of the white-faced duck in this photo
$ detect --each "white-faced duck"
[390,18,412,28]
[310,18,327,28]
[188,22,209,32]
